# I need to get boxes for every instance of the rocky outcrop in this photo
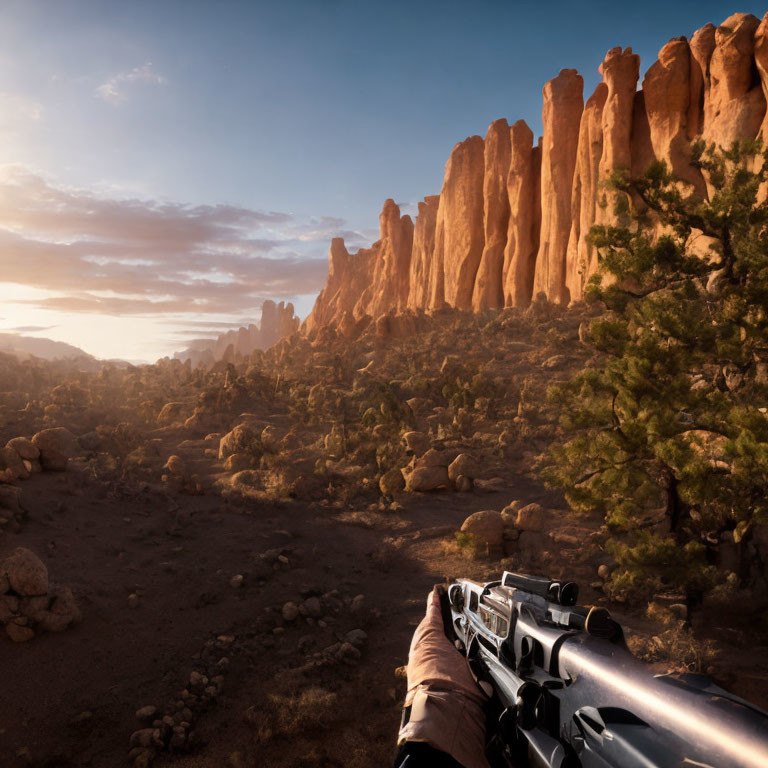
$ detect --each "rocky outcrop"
[431,135,486,311]
[644,38,706,194]
[473,119,512,310]
[359,200,414,316]
[176,300,299,367]
[566,83,607,303]
[407,196,440,309]
[303,11,768,333]
[502,121,540,307]
[532,69,584,305]
[702,14,764,149]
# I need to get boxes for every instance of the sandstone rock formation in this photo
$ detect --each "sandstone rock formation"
[407,196,440,309]
[176,300,299,367]
[473,119,512,310]
[502,121,540,307]
[532,69,584,305]
[303,11,768,333]
[431,135,486,311]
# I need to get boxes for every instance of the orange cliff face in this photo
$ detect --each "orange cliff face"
[303,11,768,334]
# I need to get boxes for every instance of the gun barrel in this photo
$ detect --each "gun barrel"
[557,634,768,768]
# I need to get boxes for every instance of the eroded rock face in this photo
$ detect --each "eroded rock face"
[689,24,716,140]
[702,13,764,148]
[644,37,705,194]
[303,11,768,331]
[566,83,607,303]
[361,199,414,317]
[503,121,539,307]
[407,196,440,310]
[473,119,512,310]
[532,69,584,305]
[431,135,486,311]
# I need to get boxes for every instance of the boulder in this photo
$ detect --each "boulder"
[379,469,405,496]
[6,437,39,461]
[403,465,450,492]
[416,448,451,468]
[231,470,262,489]
[401,431,431,457]
[6,620,34,642]
[156,402,188,426]
[261,425,279,451]
[0,446,28,480]
[455,475,473,493]
[163,455,185,476]
[218,424,260,460]
[31,427,78,471]
[1,548,48,596]
[448,453,480,483]
[515,503,550,532]
[78,431,101,451]
[460,510,505,557]
[224,453,253,472]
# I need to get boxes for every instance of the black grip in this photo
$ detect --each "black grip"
[435,584,458,645]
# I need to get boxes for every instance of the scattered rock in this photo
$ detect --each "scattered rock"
[31,427,78,471]
[127,593,140,609]
[460,510,505,557]
[6,437,39,461]
[164,455,186,476]
[218,425,260,461]
[515,503,549,532]
[379,468,405,496]
[448,453,480,483]
[230,574,244,589]
[403,465,450,492]
[0,446,28,480]
[136,706,158,722]
[401,431,430,457]
[302,596,322,618]
[345,628,368,648]
[282,602,299,622]
[224,453,253,472]
[6,620,35,642]
[1,547,48,596]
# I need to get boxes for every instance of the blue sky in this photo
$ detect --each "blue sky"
[0,0,762,360]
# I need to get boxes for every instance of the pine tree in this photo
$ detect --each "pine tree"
[542,140,768,603]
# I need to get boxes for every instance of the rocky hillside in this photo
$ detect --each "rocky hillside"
[305,12,768,334]
[0,334,95,363]
[175,300,299,367]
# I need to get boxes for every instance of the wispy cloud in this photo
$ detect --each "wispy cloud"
[7,325,57,333]
[0,166,368,319]
[94,62,167,105]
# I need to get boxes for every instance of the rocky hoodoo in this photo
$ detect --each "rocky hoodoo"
[304,11,768,334]
[176,299,300,367]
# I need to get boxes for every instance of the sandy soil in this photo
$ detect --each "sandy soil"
[3,434,768,768]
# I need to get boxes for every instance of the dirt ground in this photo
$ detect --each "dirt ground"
[3,306,768,768]
[3,430,768,768]
[0,427,541,768]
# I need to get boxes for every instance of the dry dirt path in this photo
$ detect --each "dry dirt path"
[0,457,547,768]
